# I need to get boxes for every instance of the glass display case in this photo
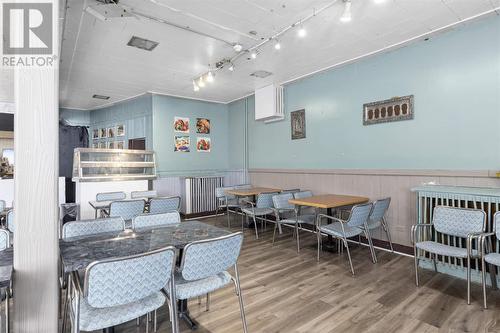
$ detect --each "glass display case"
[72,148,157,182]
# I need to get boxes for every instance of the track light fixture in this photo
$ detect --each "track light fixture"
[206,70,214,83]
[228,63,235,71]
[297,24,307,38]
[198,77,205,88]
[274,39,281,50]
[340,0,352,23]
[233,43,243,52]
[250,50,258,59]
[193,80,199,92]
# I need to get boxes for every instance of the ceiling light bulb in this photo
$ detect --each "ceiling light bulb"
[193,80,199,92]
[251,50,258,59]
[198,77,205,87]
[228,64,234,71]
[274,40,281,50]
[298,26,307,38]
[340,0,352,23]
[206,71,214,83]
[233,43,243,52]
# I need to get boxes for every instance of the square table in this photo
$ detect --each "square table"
[60,221,231,331]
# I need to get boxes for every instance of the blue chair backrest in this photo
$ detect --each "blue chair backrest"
[149,197,180,214]
[216,186,236,200]
[133,212,180,229]
[62,217,125,239]
[6,210,14,233]
[0,200,5,212]
[293,191,313,199]
[369,198,391,223]
[109,200,145,220]
[96,192,126,202]
[272,193,294,210]
[256,192,279,208]
[84,247,176,308]
[433,206,485,238]
[494,212,500,239]
[131,190,157,199]
[346,203,373,228]
[180,232,243,281]
[0,230,10,251]
[282,189,300,194]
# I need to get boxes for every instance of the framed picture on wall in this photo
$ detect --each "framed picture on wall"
[92,129,99,140]
[100,128,107,139]
[173,117,189,133]
[116,124,125,136]
[98,141,107,149]
[196,118,210,134]
[116,141,125,149]
[196,137,211,152]
[291,109,306,140]
[107,141,115,149]
[174,136,190,152]
[107,127,115,138]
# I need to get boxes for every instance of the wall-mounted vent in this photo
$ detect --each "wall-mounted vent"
[250,70,273,78]
[92,94,110,100]
[254,84,284,123]
[127,36,159,51]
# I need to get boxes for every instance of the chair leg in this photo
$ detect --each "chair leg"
[62,276,72,333]
[344,238,355,275]
[206,293,210,312]
[169,281,179,333]
[316,229,322,262]
[467,255,471,305]
[363,229,377,264]
[252,215,259,239]
[482,256,488,309]
[488,238,497,289]
[234,264,248,333]
[227,206,231,229]
[154,310,158,332]
[414,245,419,287]
[146,313,149,333]
[383,218,394,252]
[272,223,278,245]
[296,223,300,253]
[137,318,140,326]
[432,254,438,272]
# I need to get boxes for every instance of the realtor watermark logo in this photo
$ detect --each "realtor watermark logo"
[1,2,55,67]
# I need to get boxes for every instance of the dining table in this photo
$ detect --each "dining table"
[288,194,369,251]
[59,220,231,332]
[225,187,281,228]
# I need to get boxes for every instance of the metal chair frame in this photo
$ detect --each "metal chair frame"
[479,211,500,309]
[241,192,279,240]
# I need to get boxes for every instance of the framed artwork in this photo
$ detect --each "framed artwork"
[196,137,211,152]
[92,129,99,140]
[174,136,190,152]
[91,142,99,148]
[173,117,189,133]
[363,95,414,125]
[116,124,125,137]
[107,127,115,138]
[98,141,107,149]
[107,141,115,149]
[291,109,306,140]
[116,141,125,149]
[99,128,107,138]
[196,118,210,134]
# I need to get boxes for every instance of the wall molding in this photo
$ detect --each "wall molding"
[249,168,500,179]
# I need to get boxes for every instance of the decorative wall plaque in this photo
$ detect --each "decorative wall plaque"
[363,95,414,125]
[291,109,306,140]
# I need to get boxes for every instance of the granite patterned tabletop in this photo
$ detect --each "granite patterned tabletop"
[0,248,13,288]
[59,220,231,273]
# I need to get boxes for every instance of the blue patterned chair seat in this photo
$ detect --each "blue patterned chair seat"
[227,198,242,208]
[73,291,165,332]
[278,214,315,225]
[168,271,232,300]
[319,222,363,238]
[365,220,382,230]
[416,241,479,258]
[241,207,273,216]
[484,253,500,266]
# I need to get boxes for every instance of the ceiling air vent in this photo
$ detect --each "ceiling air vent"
[127,36,159,51]
[92,94,110,100]
[250,70,273,78]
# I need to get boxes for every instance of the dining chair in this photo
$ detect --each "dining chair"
[62,217,125,239]
[67,246,177,333]
[131,190,157,199]
[0,200,5,212]
[411,206,485,304]
[167,232,247,333]
[480,211,500,309]
[109,199,146,221]
[293,190,316,217]
[149,197,181,214]
[359,197,393,261]
[0,229,10,252]
[132,212,181,230]
[281,189,300,194]
[272,193,315,253]
[0,229,9,333]
[6,210,13,233]
[96,191,126,202]
[316,203,375,275]
[242,192,278,239]
[215,186,243,228]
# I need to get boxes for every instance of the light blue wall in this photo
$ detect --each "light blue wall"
[243,16,500,170]
[60,108,91,127]
[152,95,229,176]
[227,98,247,170]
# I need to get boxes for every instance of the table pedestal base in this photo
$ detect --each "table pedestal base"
[179,299,198,330]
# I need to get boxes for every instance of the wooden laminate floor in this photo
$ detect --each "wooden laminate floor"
[74,215,500,333]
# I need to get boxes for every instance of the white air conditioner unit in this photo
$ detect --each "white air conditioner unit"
[255,84,284,123]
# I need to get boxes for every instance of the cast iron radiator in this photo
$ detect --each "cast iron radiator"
[181,176,224,215]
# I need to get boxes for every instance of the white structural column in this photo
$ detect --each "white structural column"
[12,0,59,331]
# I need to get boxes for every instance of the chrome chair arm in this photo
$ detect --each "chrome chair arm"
[466,232,486,257]
[316,213,345,229]
[410,223,434,245]
[478,232,495,257]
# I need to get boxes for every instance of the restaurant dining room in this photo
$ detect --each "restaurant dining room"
[0,0,500,332]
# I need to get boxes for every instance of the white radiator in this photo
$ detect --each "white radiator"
[181,176,224,215]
